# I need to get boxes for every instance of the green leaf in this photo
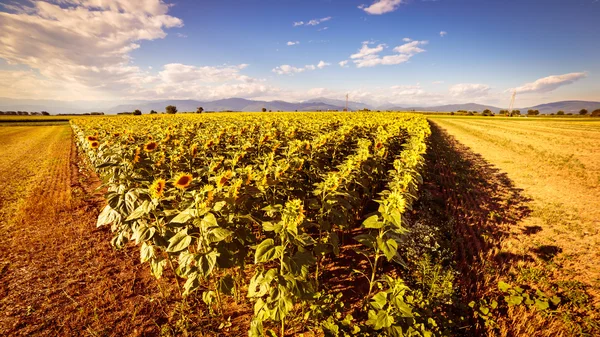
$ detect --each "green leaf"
[201,213,218,229]
[198,251,219,277]
[366,309,394,330]
[378,238,398,261]
[254,239,282,263]
[363,215,384,229]
[125,200,152,221]
[140,242,154,263]
[207,227,232,243]
[535,299,549,311]
[218,274,235,296]
[183,272,199,297]
[506,295,523,306]
[167,229,192,252]
[498,281,511,292]
[370,292,388,310]
[354,234,376,249]
[170,208,196,224]
[96,204,121,228]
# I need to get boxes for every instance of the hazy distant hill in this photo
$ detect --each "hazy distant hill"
[107,98,344,113]
[2,96,599,115]
[521,101,600,114]
[303,97,373,111]
[388,103,503,113]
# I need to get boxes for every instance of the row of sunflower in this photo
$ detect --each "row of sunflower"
[71,112,433,336]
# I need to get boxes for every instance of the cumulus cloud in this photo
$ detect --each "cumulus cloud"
[359,0,404,15]
[0,0,184,99]
[449,83,491,98]
[272,61,330,75]
[393,40,428,55]
[350,40,427,68]
[511,72,586,94]
[402,37,412,42]
[440,31,448,37]
[351,42,386,59]
[294,17,331,26]
[287,41,300,46]
[317,60,331,69]
[339,60,349,67]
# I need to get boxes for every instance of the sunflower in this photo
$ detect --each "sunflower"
[216,170,233,188]
[149,178,166,199]
[133,147,141,164]
[190,144,198,157]
[90,141,100,149]
[144,141,158,152]
[174,173,193,190]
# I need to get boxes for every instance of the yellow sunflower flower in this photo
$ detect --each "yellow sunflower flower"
[144,141,158,152]
[149,178,166,199]
[174,173,193,190]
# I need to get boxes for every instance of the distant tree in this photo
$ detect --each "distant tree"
[133,109,142,115]
[166,105,177,114]
[467,111,474,116]
[482,109,493,116]
[262,108,267,112]
[557,110,565,115]
[41,111,50,116]
[591,109,600,117]
[499,109,508,115]
[269,110,272,112]
[527,109,540,116]
[567,113,573,115]
[150,110,157,114]
[550,113,555,116]
[511,110,521,116]
[196,107,204,114]
[579,109,588,115]
[450,111,455,115]
[0,111,4,115]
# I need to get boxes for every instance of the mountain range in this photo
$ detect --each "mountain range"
[1,97,598,115]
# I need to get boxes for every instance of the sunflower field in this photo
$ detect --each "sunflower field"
[71,112,434,336]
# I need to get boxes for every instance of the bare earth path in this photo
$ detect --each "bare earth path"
[430,117,600,336]
[0,126,169,336]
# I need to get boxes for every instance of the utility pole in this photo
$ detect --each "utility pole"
[508,90,516,116]
[345,94,349,111]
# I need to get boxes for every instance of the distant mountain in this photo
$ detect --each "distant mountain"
[303,97,374,111]
[2,96,599,115]
[107,98,344,114]
[387,103,503,113]
[520,100,600,114]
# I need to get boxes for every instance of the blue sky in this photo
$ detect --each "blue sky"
[0,0,599,107]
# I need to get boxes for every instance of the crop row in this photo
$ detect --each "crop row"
[71,112,432,336]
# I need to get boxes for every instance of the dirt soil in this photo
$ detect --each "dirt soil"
[429,117,600,336]
[0,126,181,336]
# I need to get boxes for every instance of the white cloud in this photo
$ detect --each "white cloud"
[449,83,491,98]
[432,80,444,84]
[359,0,404,15]
[287,41,300,46]
[350,40,427,68]
[402,37,412,42]
[272,61,330,75]
[393,40,428,55]
[317,60,331,69]
[339,60,349,68]
[0,0,183,99]
[511,72,587,94]
[158,63,249,83]
[318,27,329,31]
[440,31,448,37]
[294,17,331,26]
[176,33,188,38]
[307,16,332,25]
[351,42,386,59]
